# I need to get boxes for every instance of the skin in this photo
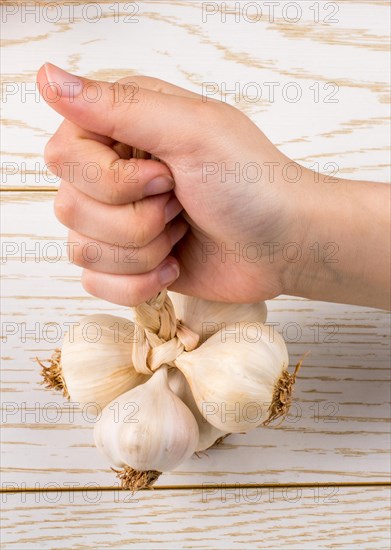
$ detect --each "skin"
[37,63,390,310]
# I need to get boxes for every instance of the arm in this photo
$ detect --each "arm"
[285,170,390,309]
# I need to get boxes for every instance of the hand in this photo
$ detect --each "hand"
[38,64,390,309]
[38,63,306,305]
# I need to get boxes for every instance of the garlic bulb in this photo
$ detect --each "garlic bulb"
[38,147,299,493]
[175,322,289,433]
[94,365,199,481]
[168,292,267,343]
[168,369,227,452]
[60,314,148,409]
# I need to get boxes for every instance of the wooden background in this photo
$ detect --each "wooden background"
[1,1,390,548]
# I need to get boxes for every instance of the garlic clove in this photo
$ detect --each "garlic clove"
[94,365,199,482]
[168,292,267,343]
[175,322,290,433]
[168,369,228,452]
[60,314,148,409]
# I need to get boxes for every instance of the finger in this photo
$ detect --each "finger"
[37,63,207,157]
[82,257,180,307]
[45,120,174,204]
[67,219,188,275]
[55,181,183,247]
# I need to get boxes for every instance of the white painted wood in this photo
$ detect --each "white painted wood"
[1,2,390,547]
[1,193,390,487]
[1,486,390,549]
[1,1,390,188]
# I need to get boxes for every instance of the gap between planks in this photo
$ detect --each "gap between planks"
[1,481,391,494]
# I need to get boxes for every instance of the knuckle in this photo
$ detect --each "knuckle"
[81,270,97,297]
[54,191,75,227]
[143,255,158,273]
[108,82,139,138]
[210,101,231,124]
[107,162,134,204]
[144,240,170,273]
[130,220,149,248]
[107,183,123,205]
[123,280,150,307]
[196,98,233,129]
[44,136,63,166]
[116,75,141,86]
[123,204,151,247]
[69,242,85,267]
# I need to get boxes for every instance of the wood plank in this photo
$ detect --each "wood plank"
[1,1,389,188]
[1,193,390,487]
[1,486,390,549]
[2,2,389,546]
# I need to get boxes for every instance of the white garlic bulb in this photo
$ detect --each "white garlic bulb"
[175,322,289,433]
[61,314,148,409]
[168,369,227,452]
[168,292,267,343]
[94,365,199,472]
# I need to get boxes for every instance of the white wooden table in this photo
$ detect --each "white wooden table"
[1,1,390,548]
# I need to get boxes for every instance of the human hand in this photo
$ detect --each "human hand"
[38,64,390,309]
[38,63,308,306]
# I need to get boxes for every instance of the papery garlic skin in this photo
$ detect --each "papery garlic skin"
[175,323,289,433]
[94,366,199,472]
[168,292,267,343]
[168,369,227,452]
[61,314,148,409]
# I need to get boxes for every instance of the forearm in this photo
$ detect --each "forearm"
[285,171,391,309]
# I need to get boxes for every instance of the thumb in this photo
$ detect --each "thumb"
[37,63,198,156]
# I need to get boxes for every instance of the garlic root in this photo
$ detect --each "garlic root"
[112,466,161,492]
[37,349,69,399]
[264,356,305,426]
[210,433,231,448]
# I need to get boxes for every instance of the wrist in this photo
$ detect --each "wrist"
[277,166,319,298]
[282,168,390,308]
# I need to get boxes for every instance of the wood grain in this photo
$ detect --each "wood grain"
[1,1,390,188]
[1,1,390,547]
[1,192,390,488]
[1,487,390,549]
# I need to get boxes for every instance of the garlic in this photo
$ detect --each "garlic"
[175,322,291,433]
[38,143,299,492]
[94,365,199,490]
[40,314,148,410]
[168,369,228,452]
[168,292,267,343]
